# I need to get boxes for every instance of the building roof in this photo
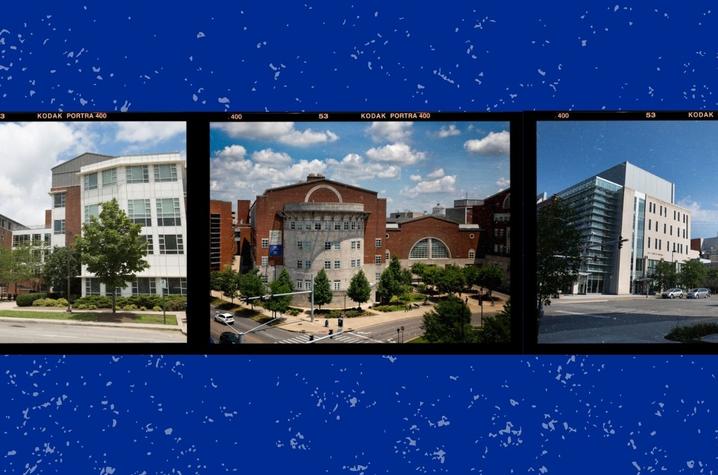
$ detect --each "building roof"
[51,152,115,171]
[261,175,379,197]
[386,214,475,229]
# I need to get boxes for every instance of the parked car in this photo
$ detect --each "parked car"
[219,332,240,344]
[687,288,711,299]
[661,288,685,299]
[213,312,235,325]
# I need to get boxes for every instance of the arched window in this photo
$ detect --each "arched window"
[409,238,450,259]
[502,193,510,210]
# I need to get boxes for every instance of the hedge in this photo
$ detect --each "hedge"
[16,293,47,307]
[73,294,187,311]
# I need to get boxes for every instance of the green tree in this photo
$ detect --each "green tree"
[462,265,480,289]
[217,267,240,303]
[0,244,44,297]
[42,246,81,311]
[653,259,676,291]
[536,198,583,318]
[704,267,718,292]
[421,295,475,343]
[266,269,293,316]
[475,300,511,344]
[313,269,333,309]
[75,199,149,314]
[436,265,466,296]
[347,270,371,310]
[477,264,504,305]
[376,268,401,304]
[239,268,265,308]
[678,259,707,290]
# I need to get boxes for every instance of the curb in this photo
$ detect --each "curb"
[0,316,182,331]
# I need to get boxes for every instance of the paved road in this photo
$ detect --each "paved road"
[0,320,186,343]
[210,305,298,344]
[539,297,718,343]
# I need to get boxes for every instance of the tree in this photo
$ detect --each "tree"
[477,264,504,305]
[536,198,583,317]
[678,259,707,290]
[436,265,466,296]
[462,265,480,289]
[0,244,44,297]
[347,270,371,310]
[239,268,265,308]
[313,269,333,309]
[266,269,293,317]
[75,199,149,314]
[421,295,475,343]
[475,300,511,344]
[376,268,401,304]
[653,259,676,291]
[216,267,240,303]
[43,246,81,311]
[704,267,718,292]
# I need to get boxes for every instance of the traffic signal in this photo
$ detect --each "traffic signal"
[618,236,624,249]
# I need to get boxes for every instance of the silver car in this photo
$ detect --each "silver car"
[687,288,711,299]
[213,312,235,325]
[661,288,684,299]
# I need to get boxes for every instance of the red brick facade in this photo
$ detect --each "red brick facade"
[472,188,510,258]
[385,216,478,262]
[210,200,235,271]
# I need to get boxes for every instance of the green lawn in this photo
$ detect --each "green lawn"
[407,336,430,344]
[0,310,177,325]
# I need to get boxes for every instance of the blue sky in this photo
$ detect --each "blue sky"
[0,122,186,225]
[538,121,718,239]
[210,121,509,214]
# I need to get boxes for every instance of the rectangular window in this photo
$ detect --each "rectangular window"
[85,278,101,296]
[351,241,356,250]
[290,222,295,230]
[166,278,187,295]
[648,219,651,230]
[356,240,361,250]
[647,237,651,249]
[305,280,312,290]
[343,222,349,230]
[53,192,66,208]
[375,273,381,282]
[375,255,382,264]
[670,225,673,235]
[297,241,303,250]
[334,222,341,230]
[84,204,100,223]
[128,199,152,226]
[305,222,312,231]
[156,198,181,226]
[54,219,65,234]
[102,168,117,186]
[324,241,332,250]
[334,260,341,269]
[375,239,382,248]
[333,280,341,291]
[158,234,184,254]
[261,238,269,249]
[132,278,156,295]
[351,221,356,230]
[305,260,311,270]
[333,241,340,250]
[315,221,321,230]
[127,165,149,183]
[324,261,331,270]
[260,256,268,266]
[83,173,98,190]
[297,260,303,269]
[44,234,51,245]
[296,280,303,290]
[154,164,178,182]
[468,249,475,259]
[663,223,666,233]
[141,235,154,255]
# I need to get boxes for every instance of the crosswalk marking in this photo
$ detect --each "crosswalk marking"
[276,331,377,344]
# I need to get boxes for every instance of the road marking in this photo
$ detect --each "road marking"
[554,310,615,319]
[275,331,375,344]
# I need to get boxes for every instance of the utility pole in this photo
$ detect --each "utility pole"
[310,272,315,323]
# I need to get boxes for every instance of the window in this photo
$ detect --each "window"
[670,225,673,235]
[297,241,303,250]
[102,168,117,186]
[132,278,156,295]
[356,240,361,250]
[324,241,332,250]
[324,261,331,270]
[32,234,41,245]
[304,280,312,290]
[296,280,303,290]
[663,223,666,233]
[261,238,269,249]
[305,222,312,231]
[85,278,101,296]
[333,241,340,250]
[44,234,50,246]
[53,192,66,208]
[351,221,356,230]
[156,198,181,226]
[54,219,65,234]
[128,199,152,226]
[385,251,390,260]
[305,260,311,269]
[351,241,356,250]
[83,204,100,223]
[290,222,295,230]
[261,256,269,266]
[141,235,154,254]
[154,164,178,182]
[375,273,381,282]
[468,249,475,259]
[334,222,341,231]
[297,260,303,269]
[261,274,268,283]
[84,173,98,190]
[351,259,358,268]
[314,221,321,230]
[127,165,150,183]
[375,238,382,248]
[375,255,382,264]
[159,234,184,254]
[166,278,187,295]
[333,280,341,291]
[647,237,651,249]
[334,260,341,269]
[409,238,450,259]
[343,221,349,230]
[648,219,651,230]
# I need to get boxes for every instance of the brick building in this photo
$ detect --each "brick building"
[472,188,511,282]
[210,200,234,271]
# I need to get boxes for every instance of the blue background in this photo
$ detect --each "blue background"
[2,2,718,473]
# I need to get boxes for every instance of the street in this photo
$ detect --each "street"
[539,296,718,343]
[0,320,186,343]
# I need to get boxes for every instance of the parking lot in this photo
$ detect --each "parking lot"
[539,296,718,344]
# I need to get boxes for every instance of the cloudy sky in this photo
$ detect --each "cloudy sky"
[0,122,186,226]
[210,121,510,214]
[538,121,718,239]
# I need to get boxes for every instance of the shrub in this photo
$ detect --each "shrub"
[152,306,162,312]
[56,298,69,307]
[16,293,47,307]
[74,295,113,308]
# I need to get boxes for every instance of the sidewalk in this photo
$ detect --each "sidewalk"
[550,294,656,304]
[0,300,185,333]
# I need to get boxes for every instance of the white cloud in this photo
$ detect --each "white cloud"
[251,148,292,166]
[677,199,718,224]
[496,177,510,189]
[464,130,510,156]
[326,153,400,182]
[0,122,94,225]
[410,174,422,182]
[115,122,185,144]
[212,122,338,146]
[366,143,426,165]
[367,122,413,142]
[427,168,445,179]
[402,175,456,198]
[436,124,460,138]
[215,144,247,160]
